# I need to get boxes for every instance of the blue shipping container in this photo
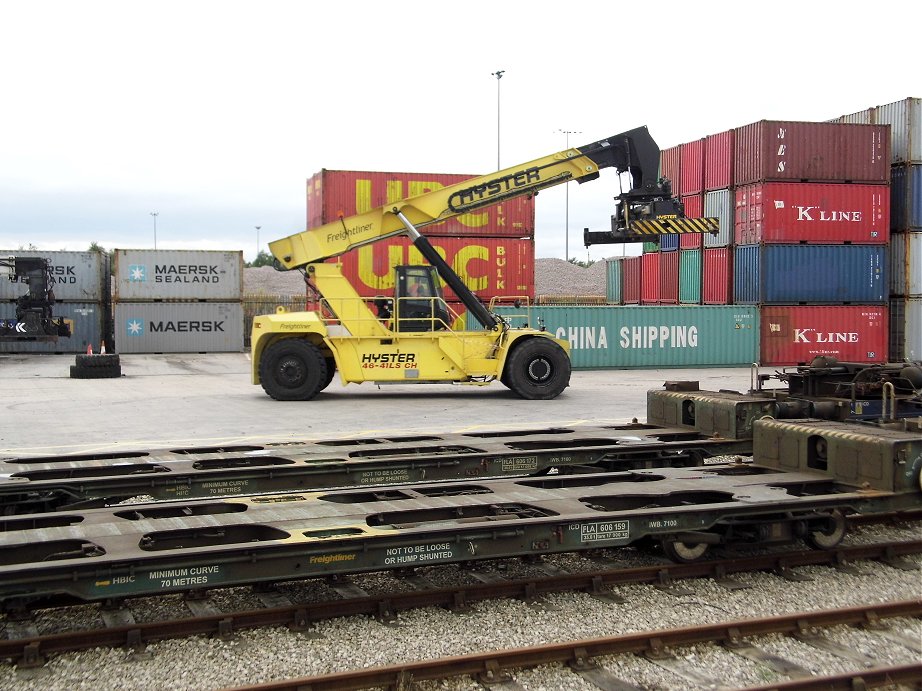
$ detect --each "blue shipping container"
[659,234,679,252]
[734,244,886,305]
[891,164,922,230]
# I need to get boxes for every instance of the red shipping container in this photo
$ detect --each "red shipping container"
[329,236,534,301]
[658,249,679,304]
[660,145,682,195]
[734,121,890,186]
[705,129,734,191]
[734,183,889,245]
[680,139,705,196]
[702,247,733,304]
[760,305,888,366]
[641,252,660,304]
[307,169,535,237]
[622,256,642,304]
[680,194,704,249]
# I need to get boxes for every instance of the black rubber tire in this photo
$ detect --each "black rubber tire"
[75,353,120,368]
[320,357,337,391]
[259,339,328,401]
[503,338,570,400]
[70,365,122,379]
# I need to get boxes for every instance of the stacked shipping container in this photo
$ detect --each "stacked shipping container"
[306,169,535,329]
[829,98,922,361]
[733,120,890,365]
[112,250,245,353]
[607,109,918,367]
[0,250,109,353]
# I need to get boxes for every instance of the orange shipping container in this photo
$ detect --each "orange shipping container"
[327,236,535,301]
[307,169,535,237]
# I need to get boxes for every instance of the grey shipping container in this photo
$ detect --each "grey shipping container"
[0,301,105,354]
[889,297,922,361]
[113,249,243,302]
[889,231,922,297]
[0,250,107,302]
[830,97,920,163]
[734,244,886,305]
[114,302,244,353]
[703,189,733,247]
[493,304,758,369]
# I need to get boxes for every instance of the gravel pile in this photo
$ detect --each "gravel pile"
[3,523,919,691]
[243,258,611,298]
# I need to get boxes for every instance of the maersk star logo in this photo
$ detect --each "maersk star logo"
[127,319,144,336]
[128,265,146,282]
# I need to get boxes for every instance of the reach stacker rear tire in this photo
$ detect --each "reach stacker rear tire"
[259,339,329,401]
[503,338,570,400]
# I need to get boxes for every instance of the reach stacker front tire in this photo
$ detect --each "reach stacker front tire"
[259,339,329,401]
[503,338,570,400]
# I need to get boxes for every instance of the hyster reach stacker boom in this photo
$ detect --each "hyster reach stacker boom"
[251,127,718,401]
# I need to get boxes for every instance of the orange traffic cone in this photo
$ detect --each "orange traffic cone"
[86,344,93,355]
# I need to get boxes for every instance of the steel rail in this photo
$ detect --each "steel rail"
[221,599,922,691]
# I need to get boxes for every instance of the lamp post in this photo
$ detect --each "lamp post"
[150,212,159,250]
[558,129,581,261]
[255,226,261,262]
[491,70,504,170]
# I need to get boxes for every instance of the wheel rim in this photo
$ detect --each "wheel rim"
[277,356,306,388]
[664,541,709,562]
[527,357,552,383]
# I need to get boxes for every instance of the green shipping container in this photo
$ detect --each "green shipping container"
[606,258,623,304]
[679,249,701,304]
[642,241,659,253]
[495,305,759,369]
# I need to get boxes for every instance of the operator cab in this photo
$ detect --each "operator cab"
[394,265,451,332]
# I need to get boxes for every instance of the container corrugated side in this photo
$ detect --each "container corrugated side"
[705,129,734,191]
[876,97,921,164]
[605,258,623,304]
[306,169,536,237]
[113,250,244,302]
[660,145,682,195]
[679,250,701,304]
[0,251,106,302]
[494,305,758,369]
[330,236,534,301]
[641,253,660,304]
[704,189,734,248]
[659,234,679,252]
[734,183,889,245]
[680,139,705,196]
[659,250,679,304]
[889,231,922,296]
[760,305,887,365]
[679,194,703,249]
[114,302,244,353]
[702,248,732,304]
[891,164,922,230]
[734,244,887,305]
[622,256,641,304]
[0,302,105,354]
[734,121,890,186]
[889,297,922,360]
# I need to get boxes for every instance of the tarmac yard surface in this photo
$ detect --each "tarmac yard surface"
[0,353,759,456]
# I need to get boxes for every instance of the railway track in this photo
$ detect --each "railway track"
[221,599,922,691]
[3,537,919,668]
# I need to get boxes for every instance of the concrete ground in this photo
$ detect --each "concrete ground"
[0,353,763,457]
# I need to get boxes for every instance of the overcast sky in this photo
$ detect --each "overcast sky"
[0,1,914,262]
